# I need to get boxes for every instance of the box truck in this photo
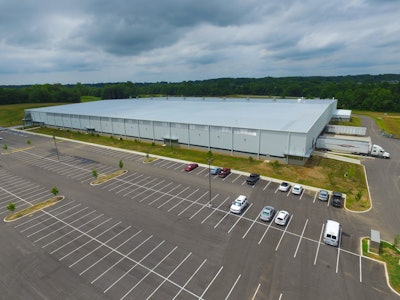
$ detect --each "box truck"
[316,134,390,158]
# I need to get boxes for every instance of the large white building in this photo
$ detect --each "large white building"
[24,97,339,164]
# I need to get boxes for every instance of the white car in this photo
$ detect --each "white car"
[274,210,290,226]
[230,195,248,214]
[292,184,303,195]
[278,181,291,192]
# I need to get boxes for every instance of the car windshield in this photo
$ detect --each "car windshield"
[281,182,288,186]
[262,210,271,216]
[320,191,327,196]
[233,201,242,206]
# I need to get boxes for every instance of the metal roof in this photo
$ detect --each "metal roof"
[28,97,336,133]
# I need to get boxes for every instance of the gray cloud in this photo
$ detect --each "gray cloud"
[0,0,399,84]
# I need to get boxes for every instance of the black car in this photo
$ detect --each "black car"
[331,191,343,208]
[246,173,260,185]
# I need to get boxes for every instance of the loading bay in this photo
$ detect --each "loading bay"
[0,129,397,300]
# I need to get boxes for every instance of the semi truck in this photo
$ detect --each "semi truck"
[316,134,390,158]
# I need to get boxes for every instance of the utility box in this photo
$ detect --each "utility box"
[370,229,381,254]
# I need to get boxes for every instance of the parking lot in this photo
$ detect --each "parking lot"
[0,130,397,299]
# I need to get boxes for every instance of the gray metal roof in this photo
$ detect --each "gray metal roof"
[28,97,336,133]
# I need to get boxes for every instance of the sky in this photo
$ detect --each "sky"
[0,0,399,85]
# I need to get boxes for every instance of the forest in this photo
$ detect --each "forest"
[1,74,400,112]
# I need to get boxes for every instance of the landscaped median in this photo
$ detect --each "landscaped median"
[361,237,400,295]
[4,196,64,222]
[90,169,128,185]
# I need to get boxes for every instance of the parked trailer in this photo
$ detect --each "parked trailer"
[316,134,390,158]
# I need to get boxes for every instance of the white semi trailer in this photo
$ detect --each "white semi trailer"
[316,134,390,158]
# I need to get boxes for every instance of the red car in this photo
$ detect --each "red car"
[218,167,231,178]
[184,163,198,172]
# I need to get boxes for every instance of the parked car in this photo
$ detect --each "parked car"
[278,181,291,192]
[318,190,329,201]
[210,167,222,175]
[274,210,290,226]
[292,184,303,195]
[331,191,343,208]
[184,163,198,172]
[218,167,231,178]
[260,206,276,222]
[230,195,248,214]
[246,173,260,185]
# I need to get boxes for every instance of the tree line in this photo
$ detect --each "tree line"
[1,74,400,112]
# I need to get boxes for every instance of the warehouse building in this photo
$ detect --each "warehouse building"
[23,97,338,164]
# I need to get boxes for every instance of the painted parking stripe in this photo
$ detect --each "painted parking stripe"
[138,181,172,203]
[157,186,190,209]
[224,273,241,300]
[275,214,293,251]
[227,203,253,234]
[258,218,274,245]
[251,283,261,300]
[201,197,229,224]
[103,240,165,293]
[172,258,207,300]
[79,229,143,276]
[189,194,219,220]
[294,219,308,258]
[262,181,272,190]
[120,246,179,300]
[200,266,223,299]
[242,209,259,239]
[178,191,208,216]
[59,218,115,261]
[145,252,192,300]
[69,225,131,268]
[168,188,199,212]
[148,184,182,205]
[314,223,325,265]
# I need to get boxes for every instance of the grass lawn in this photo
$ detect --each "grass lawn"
[362,238,400,294]
[354,110,400,138]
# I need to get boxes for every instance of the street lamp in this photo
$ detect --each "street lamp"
[207,157,214,208]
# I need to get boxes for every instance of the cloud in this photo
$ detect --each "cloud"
[0,0,399,84]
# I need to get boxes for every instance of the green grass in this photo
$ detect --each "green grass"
[362,238,400,293]
[81,96,101,102]
[354,110,400,138]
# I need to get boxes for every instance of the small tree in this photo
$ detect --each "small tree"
[92,169,98,178]
[51,187,59,196]
[27,140,31,145]
[7,202,16,212]
[119,160,124,169]
[3,144,7,150]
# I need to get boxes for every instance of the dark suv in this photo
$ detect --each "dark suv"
[331,191,343,208]
[246,173,260,185]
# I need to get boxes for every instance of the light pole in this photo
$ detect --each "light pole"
[207,157,214,208]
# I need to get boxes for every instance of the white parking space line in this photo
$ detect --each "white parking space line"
[14,201,77,228]
[178,191,208,216]
[279,292,283,300]
[41,210,96,248]
[69,225,131,268]
[148,184,182,205]
[230,174,241,183]
[313,192,318,203]
[103,240,165,293]
[196,168,208,176]
[22,204,87,234]
[34,207,90,242]
[129,178,164,200]
[251,283,261,300]
[258,219,274,245]
[224,273,241,300]
[59,218,115,261]
[275,214,293,251]
[172,258,207,300]
[293,219,308,258]
[214,209,230,229]
[242,211,259,239]
[336,245,341,273]
[359,255,362,282]
[200,266,223,299]
[262,181,272,190]
[122,176,152,197]
[189,194,219,220]
[80,229,143,276]
[227,203,253,234]
[168,188,199,212]
[91,234,153,284]
[201,197,229,224]
[49,214,104,254]
[157,186,190,209]
[138,181,172,203]
[314,223,325,265]
[120,246,179,300]
[145,252,192,300]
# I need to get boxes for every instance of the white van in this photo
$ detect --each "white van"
[323,220,341,247]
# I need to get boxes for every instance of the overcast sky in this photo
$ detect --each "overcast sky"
[1,0,399,85]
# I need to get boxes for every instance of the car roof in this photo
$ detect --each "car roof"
[278,210,288,215]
